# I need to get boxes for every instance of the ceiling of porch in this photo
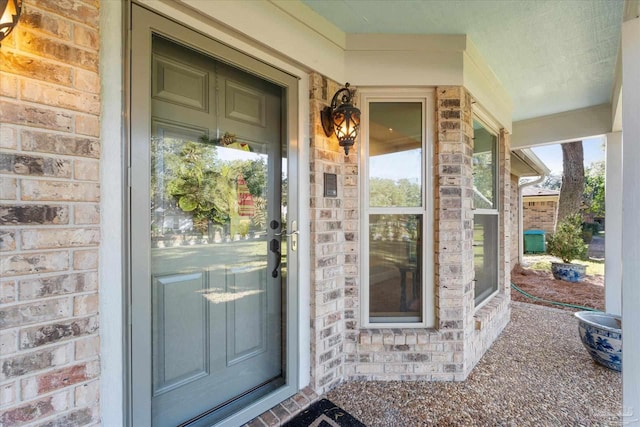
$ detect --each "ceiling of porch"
[301,0,624,122]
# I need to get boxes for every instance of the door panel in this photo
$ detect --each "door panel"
[153,54,209,111]
[226,267,267,365]
[131,6,299,426]
[224,80,267,127]
[152,272,209,395]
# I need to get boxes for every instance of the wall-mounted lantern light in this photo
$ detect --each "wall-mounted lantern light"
[321,82,361,155]
[0,0,22,44]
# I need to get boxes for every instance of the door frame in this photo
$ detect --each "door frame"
[128,4,300,426]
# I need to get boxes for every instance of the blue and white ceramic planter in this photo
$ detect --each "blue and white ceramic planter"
[575,311,622,372]
[551,262,586,282]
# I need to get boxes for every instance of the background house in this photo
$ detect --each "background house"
[522,187,559,236]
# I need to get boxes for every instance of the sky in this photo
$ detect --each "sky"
[368,136,607,183]
[531,137,606,175]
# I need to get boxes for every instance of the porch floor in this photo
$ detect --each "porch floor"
[325,302,622,426]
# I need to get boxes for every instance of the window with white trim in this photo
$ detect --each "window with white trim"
[361,90,434,327]
[473,118,499,306]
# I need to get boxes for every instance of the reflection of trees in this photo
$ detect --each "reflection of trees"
[370,215,419,242]
[152,137,269,238]
[369,178,420,207]
[473,152,494,209]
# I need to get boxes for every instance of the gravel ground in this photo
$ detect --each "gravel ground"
[326,302,622,426]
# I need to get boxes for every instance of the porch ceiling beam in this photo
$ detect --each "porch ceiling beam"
[510,103,612,149]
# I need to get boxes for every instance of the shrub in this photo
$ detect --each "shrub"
[547,214,587,263]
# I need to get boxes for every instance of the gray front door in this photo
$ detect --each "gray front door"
[130,6,299,426]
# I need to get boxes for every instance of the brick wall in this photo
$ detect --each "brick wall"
[523,198,558,235]
[0,1,101,425]
[307,73,354,394]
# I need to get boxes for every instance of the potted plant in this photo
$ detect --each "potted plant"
[546,213,588,282]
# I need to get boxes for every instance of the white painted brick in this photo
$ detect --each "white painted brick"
[21,228,100,250]
[73,249,98,270]
[0,329,18,355]
[0,382,16,408]
[73,293,99,316]
[0,177,17,201]
[75,379,99,407]
[0,126,17,150]
[0,280,16,304]
[74,204,100,225]
[355,364,383,374]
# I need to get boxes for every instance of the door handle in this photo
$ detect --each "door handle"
[270,238,281,278]
[278,220,298,252]
[274,230,298,237]
[290,230,297,252]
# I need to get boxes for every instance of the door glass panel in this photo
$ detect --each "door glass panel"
[369,102,422,207]
[149,35,285,427]
[369,214,422,322]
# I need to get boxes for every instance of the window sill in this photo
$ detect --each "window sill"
[356,327,440,347]
[473,293,509,331]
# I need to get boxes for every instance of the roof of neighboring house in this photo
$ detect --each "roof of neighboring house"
[522,187,560,197]
[511,148,550,178]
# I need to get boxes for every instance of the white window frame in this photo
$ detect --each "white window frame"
[472,109,501,310]
[359,88,435,328]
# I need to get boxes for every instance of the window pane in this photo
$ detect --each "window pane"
[369,214,422,322]
[473,120,497,209]
[474,214,499,305]
[369,102,422,207]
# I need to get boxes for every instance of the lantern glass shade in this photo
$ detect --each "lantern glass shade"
[320,83,361,155]
[333,103,361,155]
[0,0,22,42]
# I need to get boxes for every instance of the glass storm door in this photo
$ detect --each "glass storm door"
[131,7,297,426]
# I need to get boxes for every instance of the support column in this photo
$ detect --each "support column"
[622,16,640,426]
[604,132,622,316]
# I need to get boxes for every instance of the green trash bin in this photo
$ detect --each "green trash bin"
[524,229,546,253]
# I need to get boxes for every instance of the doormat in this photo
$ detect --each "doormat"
[284,399,366,427]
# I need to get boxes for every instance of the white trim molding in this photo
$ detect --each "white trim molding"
[99,1,126,425]
[622,15,640,427]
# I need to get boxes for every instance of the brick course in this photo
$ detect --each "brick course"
[0,1,101,425]
[523,197,558,235]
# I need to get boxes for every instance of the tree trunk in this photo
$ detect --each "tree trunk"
[557,141,585,225]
